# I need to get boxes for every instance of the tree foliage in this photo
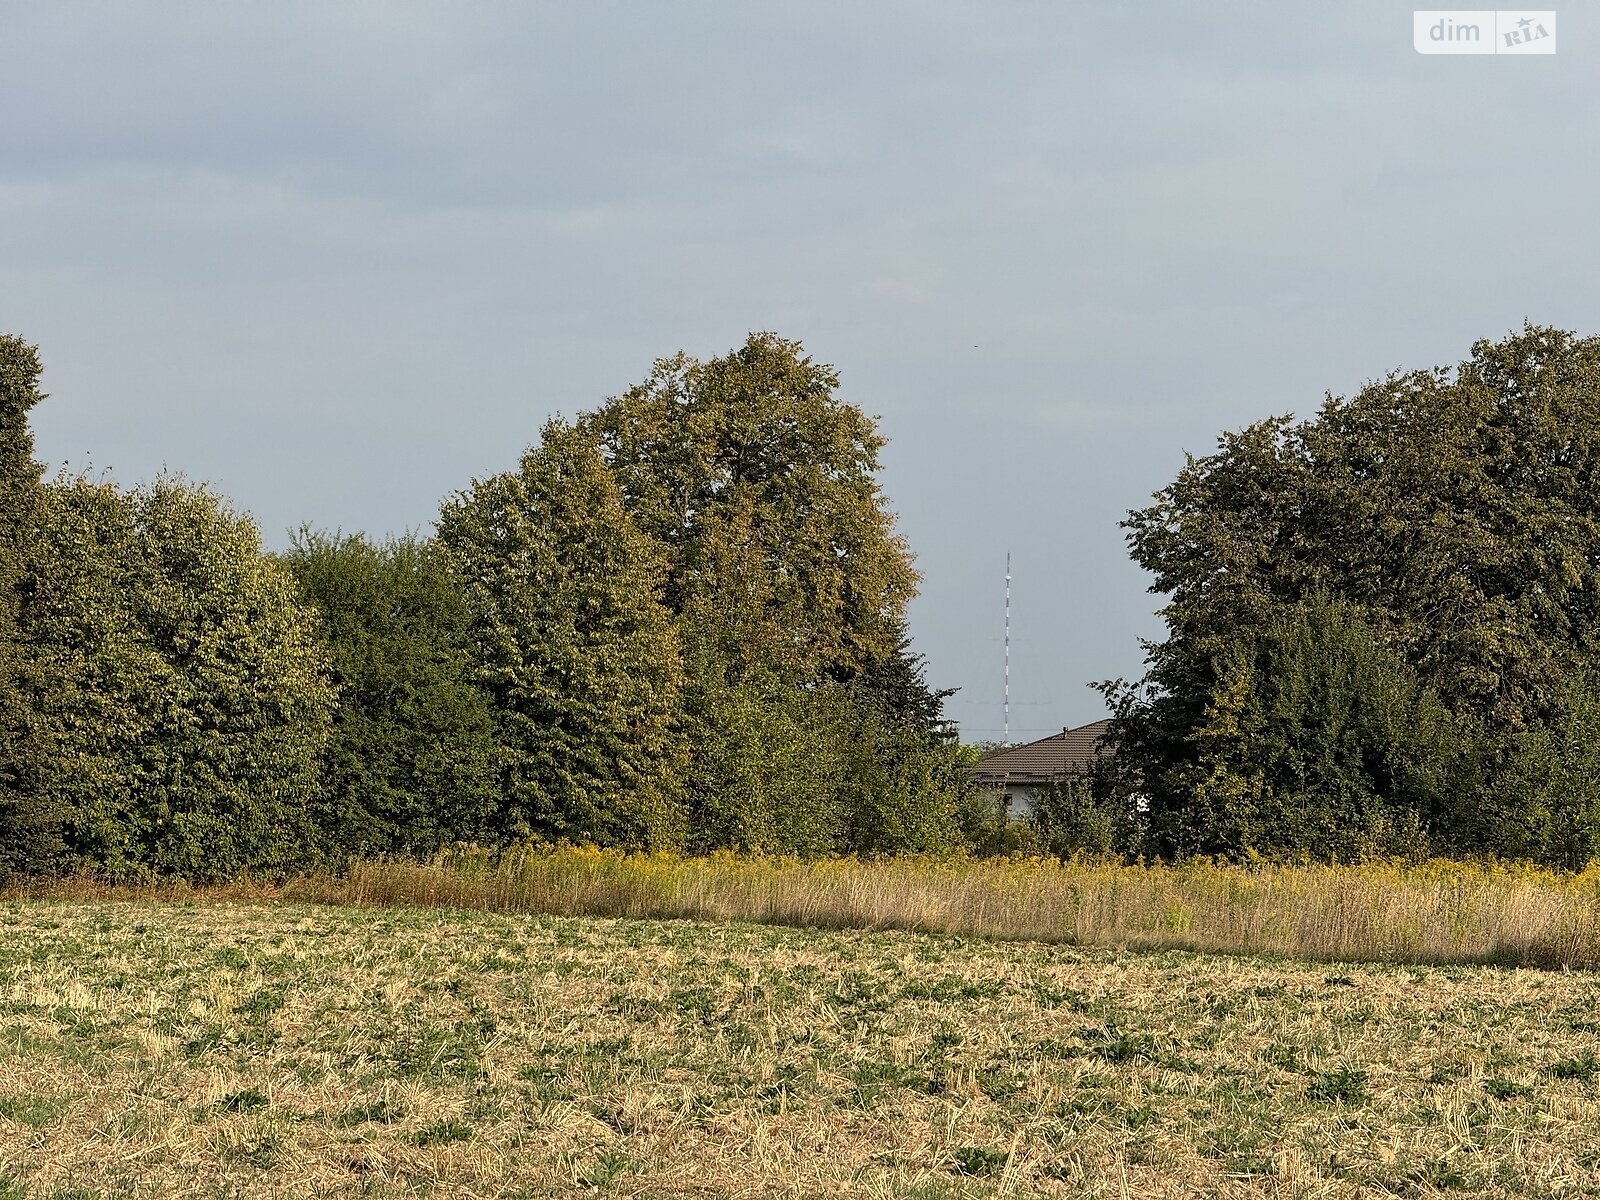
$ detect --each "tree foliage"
[3,330,965,874]
[21,476,334,880]
[680,669,970,857]
[570,333,962,853]
[283,531,501,859]
[579,333,919,684]
[0,336,53,875]
[437,422,688,850]
[1145,598,1461,860]
[1110,325,1600,862]
[1483,669,1600,869]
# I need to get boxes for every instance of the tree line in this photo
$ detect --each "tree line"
[10,323,1600,878]
[0,332,986,881]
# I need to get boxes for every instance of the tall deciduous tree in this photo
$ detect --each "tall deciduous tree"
[437,422,687,849]
[1109,325,1600,862]
[579,333,919,684]
[23,475,335,880]
[0,336,54,875]
[571,334,964,853]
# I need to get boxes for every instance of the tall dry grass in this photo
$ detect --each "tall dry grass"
[274,847,1600,970]
[11,847,1600,969]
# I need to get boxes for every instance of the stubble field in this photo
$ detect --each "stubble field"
[3,900,1600,1199]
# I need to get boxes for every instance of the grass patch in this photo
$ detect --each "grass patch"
[0,1094,69,1128]
[1308,1067,1369,1105]
[316,848,1600,971]
[333,1099,404,1126]
[217,1087,268,1114]
[411,1117,473,1147]
[950,1145,1008,1176]
[1547,1052,1599,1081]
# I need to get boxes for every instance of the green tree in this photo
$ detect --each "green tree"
[579,333,919,686]
[438,335,957,856]
[574,334,959,853]
[1110,325,1600,861]
[0,336,56,875]
[283,531,502,858]
[678,668,970,858]
[1025,775,1119,859]
[437,422,687,849]
[680,671,853,855]
[22,475,335,880]
[836,687,971,855]
[853,618,957,745]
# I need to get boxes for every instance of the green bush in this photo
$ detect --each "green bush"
[681,671,851,856]
[1027,775,1120,859]
[1135,597,1466,861]
[681,673,969,857]
[1493,670,1600,869]
[838,690,971,856]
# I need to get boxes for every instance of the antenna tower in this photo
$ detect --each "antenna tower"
[1004,551,1011,747]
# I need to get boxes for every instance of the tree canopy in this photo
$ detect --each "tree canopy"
[0,329,968,877]
[22,475,335,880]
[437,422,689,850]
[578,333,918,684]
[283,531,502,859]
[0,337,52,873]
[575,334,962,853]
[1108,325,1600,862]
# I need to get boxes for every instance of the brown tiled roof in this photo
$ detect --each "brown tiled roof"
[969,719,1114,785]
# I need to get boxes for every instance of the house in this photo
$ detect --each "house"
[968,719,1113,821]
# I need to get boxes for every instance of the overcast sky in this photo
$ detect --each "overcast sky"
[4,3,1596,742]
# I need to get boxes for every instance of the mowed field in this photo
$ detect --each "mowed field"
[4,902,1600,1199]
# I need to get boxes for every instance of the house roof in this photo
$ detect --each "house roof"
[969,719,1113,786]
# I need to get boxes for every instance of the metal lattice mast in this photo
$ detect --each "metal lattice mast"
[1004,551,1011,747]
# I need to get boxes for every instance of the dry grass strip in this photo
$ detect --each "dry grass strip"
[12,850,1600,971]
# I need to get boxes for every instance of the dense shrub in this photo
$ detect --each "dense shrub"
[1026,775,1122,859]
[682,673,853,856]
[680,672,968,858]
[1491,670,1600,869]
[1146,598,1465,861]
[283,531,501,859]
[20,475,334,880]
[838,690,972,856]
